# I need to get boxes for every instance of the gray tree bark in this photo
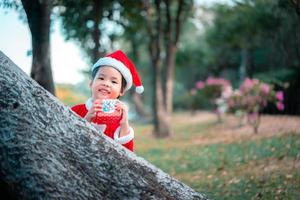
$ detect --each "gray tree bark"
[0,51,208,199]
[21,0,55,95]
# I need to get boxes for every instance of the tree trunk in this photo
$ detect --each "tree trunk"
[129,40,148,120]
[165,44,177,115]
[130,89,148,120]
[0,51,208,199]
[154,60,172,137]
[143,0,173,138]
[238,48,250,83]
[92,0,103,62]
[142,0,191,137]
[164,0,186,115]
[21,0,55,95]
[291,0,300,15]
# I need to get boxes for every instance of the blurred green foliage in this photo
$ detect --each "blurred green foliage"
[3,0,300,113]
[174,0,300,114]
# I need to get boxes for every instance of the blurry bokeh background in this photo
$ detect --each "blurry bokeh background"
[1,0,300,199]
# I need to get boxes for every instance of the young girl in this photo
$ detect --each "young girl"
[71,50,144,152]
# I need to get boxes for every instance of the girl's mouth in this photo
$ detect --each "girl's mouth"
[98,88,110,95]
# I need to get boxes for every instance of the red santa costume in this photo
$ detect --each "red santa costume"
[71,50,144,152]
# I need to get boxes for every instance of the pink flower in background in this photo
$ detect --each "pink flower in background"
[222,85,233,99]
[206,77,230,87]
[240,78,260,93]
[227,99,235,108]
[244,78,254,87]
[193,77,232,101]
[191,76,285,133]
[206,77,219,85]
[260,83,270,95]
[240,78,254,91]
[206,77,216,85]
[195,81,205,89]
[275,91,284,101]
[276,102,285,111]
[192,77,232,122]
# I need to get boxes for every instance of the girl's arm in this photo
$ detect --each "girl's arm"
[116,101,131,137]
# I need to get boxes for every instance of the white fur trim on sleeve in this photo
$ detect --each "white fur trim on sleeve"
[85,98,93,110]
[113,126,134,144]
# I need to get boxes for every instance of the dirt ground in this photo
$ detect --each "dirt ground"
[173,111,300,145]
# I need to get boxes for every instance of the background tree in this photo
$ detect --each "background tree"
[22,0,55,95]
[205,1,281,82]
[1,0,55,95]
[291,0,300,15]
[141,0,193,137]
[117,1,150,120]
[57,0,118,64]
[173,17,210,110]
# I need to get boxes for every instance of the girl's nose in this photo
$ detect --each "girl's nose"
[102,80,110,87]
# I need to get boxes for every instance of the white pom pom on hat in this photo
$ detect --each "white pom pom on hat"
[92,50,144,94]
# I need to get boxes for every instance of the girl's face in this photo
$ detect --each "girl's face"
[90,66,124,100]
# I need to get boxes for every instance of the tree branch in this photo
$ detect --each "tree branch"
[0,51,208,199]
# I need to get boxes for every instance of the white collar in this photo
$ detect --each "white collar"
[85,98,93,110]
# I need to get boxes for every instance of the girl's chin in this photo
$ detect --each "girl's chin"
[93,96,111,100]
[92,95,105,100]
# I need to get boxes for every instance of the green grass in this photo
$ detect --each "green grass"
[133,113,300,200]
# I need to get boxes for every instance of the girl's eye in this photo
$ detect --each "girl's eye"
[98,77,104,80]
[112,81,118,84]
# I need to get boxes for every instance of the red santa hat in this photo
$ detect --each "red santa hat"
[92,50,144,94]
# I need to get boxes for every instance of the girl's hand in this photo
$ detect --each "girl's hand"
[115,101,130,137]
[115,100,129,124]
[84,99,102,122]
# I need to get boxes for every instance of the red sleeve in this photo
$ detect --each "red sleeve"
[123,140,134,152]
[71,104,88,118]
